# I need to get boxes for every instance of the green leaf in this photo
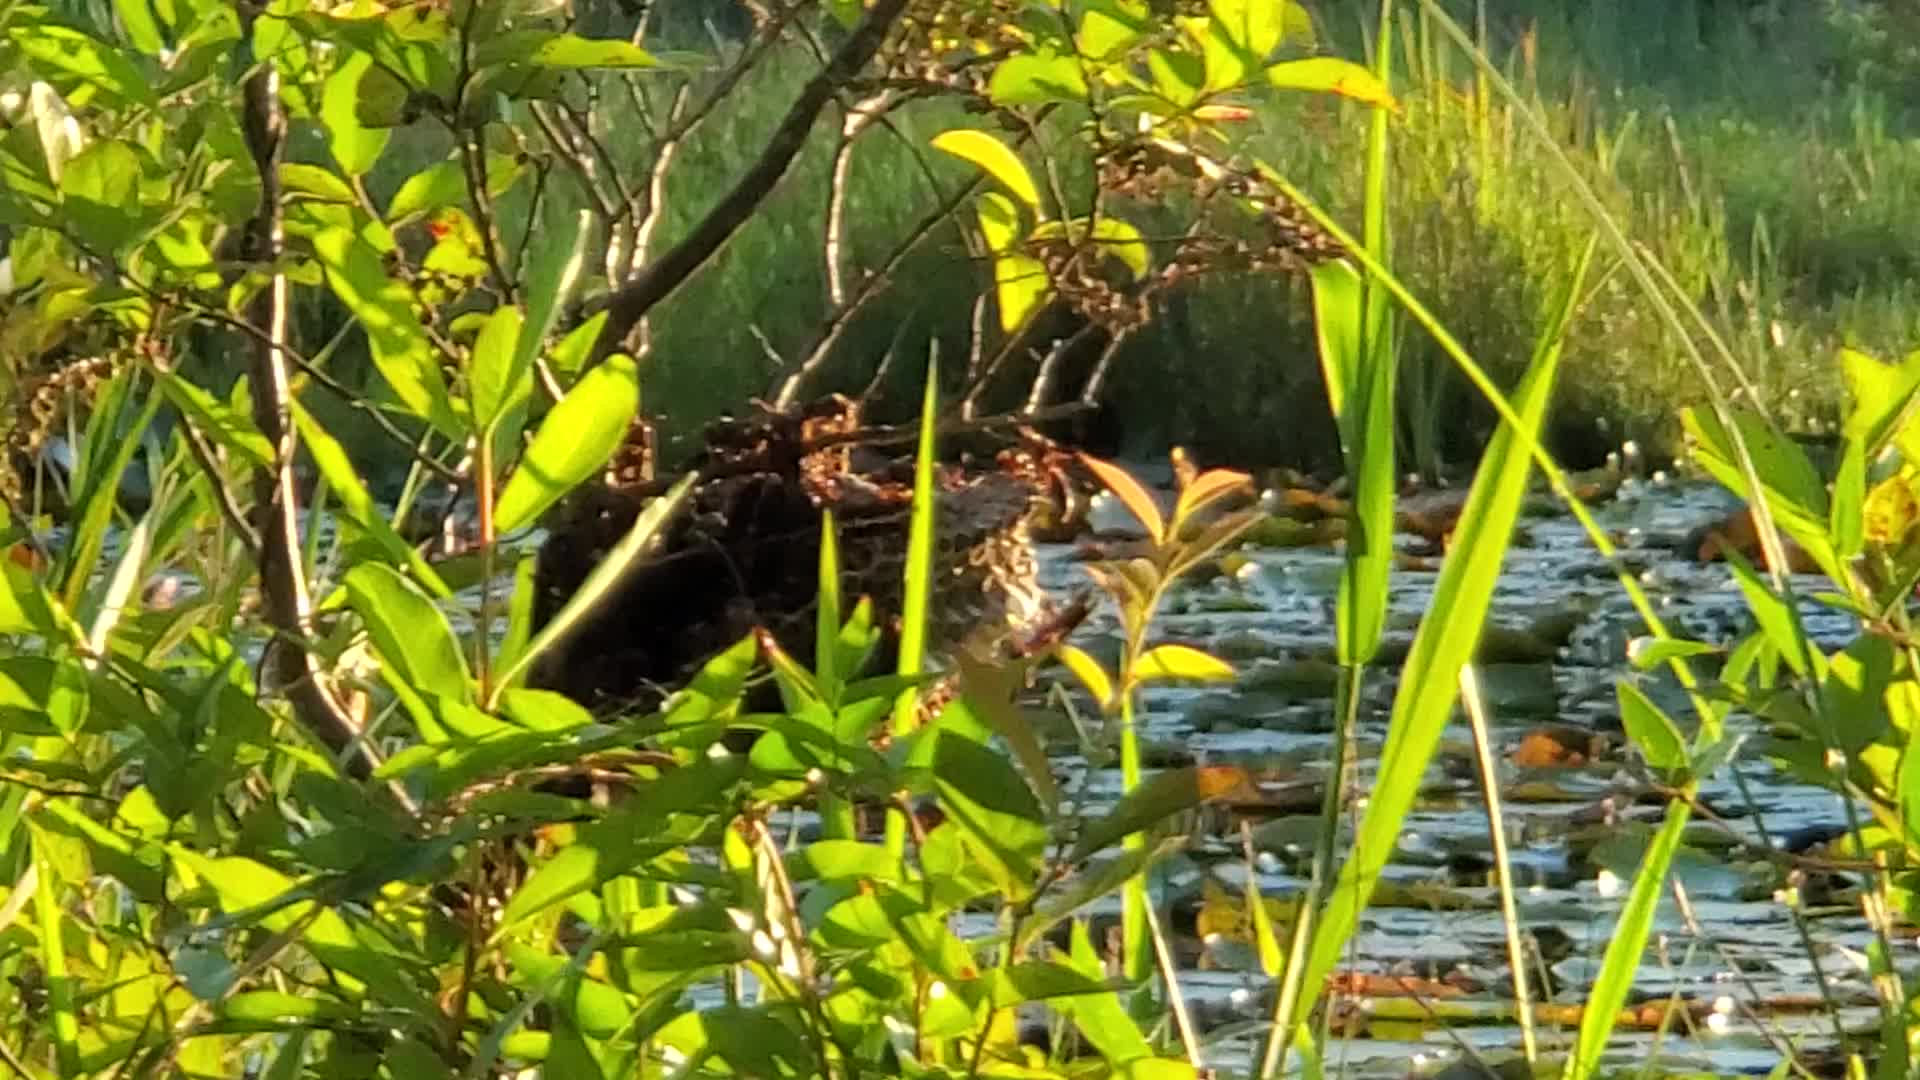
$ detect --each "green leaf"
[977,191,1022,254]
[508,208,591,415]
[1832,436,1865,559]
[988,50,1090,106]
[386,151,521,224]
[170,849,423,1007]
[1295,239,1590,1026]
[1566,802,1690,1080]
[498,754,741,930]
[1841,346,1920,464]
[991,962,1114,1007]
[321,51,389,175]
[475,30,656,69]
[1056,644,1115,710]
[1078,0,1149,59]
[1069,765,1249,862]
[1059,920,1153,1065]
[114,0,166,55]
[155,370,271,467]
[993,251,1051,333]
[291,402,450,597]
[549,311,606,383]
[59,140,142,253]
[1625,637,1719,672]
[1616,679,1686,772]
[468,305,526,432]
[1682,406,1838,579]
[11,25,157,106]
[493,353,641,534]
[932,129,1042,210]
[0,562,54,636]
[932,729,1047,899]
[1265,57,1395,107]
[1210,0,1285,58]
[344,563,471,705]
[312,224,460,436]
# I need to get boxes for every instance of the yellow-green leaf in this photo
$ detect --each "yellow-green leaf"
[1266,57,1396,108]
[1134,644,1235,683]
[932,128,1042,210]
[993,251,1051,333]
[1056,644,1114,710]
[493,353,641,534]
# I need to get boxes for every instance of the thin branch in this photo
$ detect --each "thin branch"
[234,4,389,788]
[587,0,913,365]
[172,411,263,556]
[769,167,983,409]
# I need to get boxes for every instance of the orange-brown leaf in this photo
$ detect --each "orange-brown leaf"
[1080,453,1165,544]
[1173,467,1253,528]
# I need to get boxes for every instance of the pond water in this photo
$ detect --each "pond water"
[1027,473,1896,1077]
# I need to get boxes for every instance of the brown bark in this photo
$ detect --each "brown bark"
[236,3,385,782]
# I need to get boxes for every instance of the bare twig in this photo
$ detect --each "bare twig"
[587,0,913,365]
[769,167,985,409]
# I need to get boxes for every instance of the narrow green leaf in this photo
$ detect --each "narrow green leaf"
[1265,57,1395,106]
[1069,765,1251,862]
[1831,436,1865,559]
[291,402,451,597]
[492,353,641,535]
[509,209,591,408]
[468,305,527,432]
[1726,552,1810,679]
[489,474,696,707]
[1616,679,1686,772]
[932,129,1043,210]
[891,360,939,744]
[344,563,471,705]
[312,224,459,436]
[11,25,156,106]
[1625,637,1719,671]
[933,729,1047,899]
[816,511,842,692]
[1295,241,1591,1024]
[1565,802,1690,1080]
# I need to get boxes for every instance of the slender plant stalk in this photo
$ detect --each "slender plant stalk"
[1460,665,1537,1065]
[886,355,940,857]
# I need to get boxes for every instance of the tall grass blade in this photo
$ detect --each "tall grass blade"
[887,353,939,855]
[485,473,697,709]
[1564,803,1690,1079]
[816,509,856,840]
[1285,240,1593,1043]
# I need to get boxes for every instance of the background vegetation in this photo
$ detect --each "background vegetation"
[521,0,1918,474]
